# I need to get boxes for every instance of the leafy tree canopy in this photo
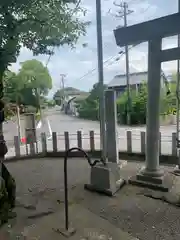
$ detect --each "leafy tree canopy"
[18,59,52,95]
[0,0,90,80]
[3,59,53,110]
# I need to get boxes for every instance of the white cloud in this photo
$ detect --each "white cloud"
[10,0,180,98]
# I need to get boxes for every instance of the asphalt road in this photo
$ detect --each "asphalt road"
[3,107,178,155]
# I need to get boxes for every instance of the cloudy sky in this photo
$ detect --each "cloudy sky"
[10,0,179,97]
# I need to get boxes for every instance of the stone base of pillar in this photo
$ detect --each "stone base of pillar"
[129,166,170,192]
[84,162,125,196]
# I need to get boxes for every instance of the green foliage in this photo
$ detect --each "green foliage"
[46,99,55,107]
[18,59,52,95]
[0,0,90,83]
[77,83,107,120]
[53,89,63,105]
[130,83,147,125]
[3,60,53,119]
[78,99,99,120]
[4,59,52,106]
[117,81,177,125]
[77,79,178,125]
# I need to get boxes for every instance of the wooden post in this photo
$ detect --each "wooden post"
[172,132,177,156]
[89,131,95,151]
[52,132,57,152]
[77,131,82,149]
[14,136,20,157]
[41,132,47,154]
[140,131,146,154]
[64,131,70,151]
[29,141,35,155]
[127,131,132,153]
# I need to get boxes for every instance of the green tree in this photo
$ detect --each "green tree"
[4,60,53,111]
[77,83,107,120]
[53,90,62,106]
[0,0,89,221]
[18,60,52,95]
[0,0,89,82]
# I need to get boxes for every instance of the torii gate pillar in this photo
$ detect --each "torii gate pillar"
[141,39,163,178]
[114,13,180,190]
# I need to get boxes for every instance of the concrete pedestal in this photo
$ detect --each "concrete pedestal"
[85,90,126,196]
[129,168,168,192]
[84,163,125,196]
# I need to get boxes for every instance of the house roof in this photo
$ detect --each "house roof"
[108,71,170,88]
[108,71,148,88]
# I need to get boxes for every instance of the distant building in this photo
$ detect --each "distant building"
[108,71,169,98]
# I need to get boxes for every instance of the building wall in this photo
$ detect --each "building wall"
[109,83,141,98]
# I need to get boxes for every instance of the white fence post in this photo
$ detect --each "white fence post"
[89,131,95,151]
[52,132,57,152]
[127,131,132,153]
[172,132,177,156]
[64,131,70,151]
[140,131,146,154]
[30,141,35,155]
[77,131,82,149]
[41,132,47,154]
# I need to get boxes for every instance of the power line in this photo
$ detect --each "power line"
[71,43,139,84]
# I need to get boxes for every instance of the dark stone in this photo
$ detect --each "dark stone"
[0,177,11,225]
[2,163,16,209]
[0,110,4,123]
[0,141,8,157]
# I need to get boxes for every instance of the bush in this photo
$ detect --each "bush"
[77,81,177,125]
[116,84,147,125]
[117,82,177,125]
[77,99,99,121]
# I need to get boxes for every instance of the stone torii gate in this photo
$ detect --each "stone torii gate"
[114,12,180,190]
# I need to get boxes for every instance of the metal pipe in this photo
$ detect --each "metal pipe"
[63,147,102,230]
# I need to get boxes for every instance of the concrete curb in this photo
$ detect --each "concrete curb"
[4,150,178,165]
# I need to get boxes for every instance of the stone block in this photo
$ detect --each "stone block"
[84,163,125,196]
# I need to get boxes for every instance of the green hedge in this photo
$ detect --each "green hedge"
[77,99,99,121]
[77,83,177,125]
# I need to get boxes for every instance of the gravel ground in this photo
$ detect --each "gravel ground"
[2,158,180,240]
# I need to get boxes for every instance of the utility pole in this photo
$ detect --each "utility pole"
[60,74,66,99]
[96,0,106,161]
[176,0,180,147]
[60,74,66,108]
[113,1,133,125]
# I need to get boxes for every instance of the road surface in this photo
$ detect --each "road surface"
[3,107,179,158]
